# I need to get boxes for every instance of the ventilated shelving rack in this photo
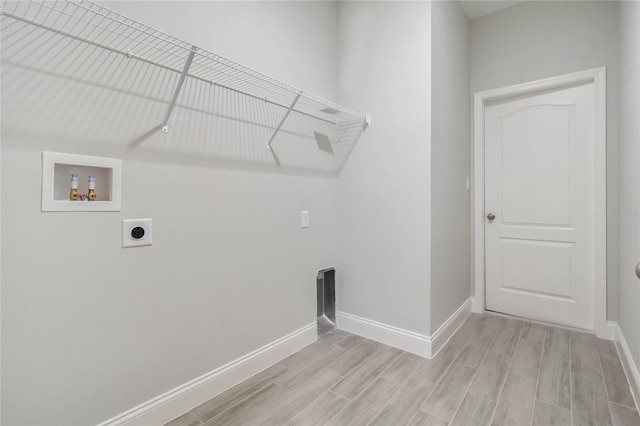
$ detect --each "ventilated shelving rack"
[0,0,370,174]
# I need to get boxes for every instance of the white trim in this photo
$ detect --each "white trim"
[337,312,431,357]
[98,323,316,426]
[429,299,472,356]
[471,296,483,314]
[612,321,640,411]
[473,67,608,338]
[592,68,608,338]
[337,298,472,359]
[605,320,617,341]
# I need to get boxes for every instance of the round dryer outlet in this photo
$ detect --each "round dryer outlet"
[123,219,152,247]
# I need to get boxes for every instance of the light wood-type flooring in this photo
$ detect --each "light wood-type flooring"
[165,313,640,426]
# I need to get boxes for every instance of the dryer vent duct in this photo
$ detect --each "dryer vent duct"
[317,268,336,336]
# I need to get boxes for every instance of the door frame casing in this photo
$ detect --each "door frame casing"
[472,67,607,338]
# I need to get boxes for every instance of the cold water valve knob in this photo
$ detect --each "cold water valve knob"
[87,175,96,201]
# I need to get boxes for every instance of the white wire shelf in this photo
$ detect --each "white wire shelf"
[1,0,370,174]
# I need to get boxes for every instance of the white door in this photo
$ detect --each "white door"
[484,83,595,330]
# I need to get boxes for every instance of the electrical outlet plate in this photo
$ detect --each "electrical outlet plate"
[123,218,152,247]
[301,210,309,228]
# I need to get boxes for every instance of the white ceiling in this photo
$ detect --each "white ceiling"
[458,0,527,20]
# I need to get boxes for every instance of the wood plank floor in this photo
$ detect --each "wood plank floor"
[165,313,640,426]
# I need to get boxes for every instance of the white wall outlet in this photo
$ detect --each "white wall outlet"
[301,210,309,228]
[123,218,152,247]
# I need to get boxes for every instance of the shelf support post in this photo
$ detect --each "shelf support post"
[266,92,302,151]
[161,45,197,133]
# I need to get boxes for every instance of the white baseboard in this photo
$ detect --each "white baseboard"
[612,321,640,411]
[337,298,471,359]
[471,296,483,313]
[337,311,432,357]
[430,298,472,356]
[98,323,317,426]
[605,320,617,341]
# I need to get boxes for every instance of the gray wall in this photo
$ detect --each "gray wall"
[469,0,620,321]
[617,0,640,377]
[336,1,432,335]
[1,2,340,424]
[430,0,471,334]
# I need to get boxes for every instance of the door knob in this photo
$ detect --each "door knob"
[636,263,640,279]
[487,212,496,221]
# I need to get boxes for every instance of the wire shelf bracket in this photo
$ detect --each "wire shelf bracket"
[161,45,196,133]
[266,91,301,152]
